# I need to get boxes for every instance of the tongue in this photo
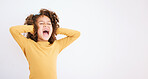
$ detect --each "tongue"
[43,32,48,37]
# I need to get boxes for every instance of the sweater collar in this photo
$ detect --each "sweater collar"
[37,41,50,47]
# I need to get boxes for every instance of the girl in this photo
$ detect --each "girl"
[9,9,80,79]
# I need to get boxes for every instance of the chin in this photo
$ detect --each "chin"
[43,37,50,41]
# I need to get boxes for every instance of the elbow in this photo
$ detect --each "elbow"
[75,31,80,38]
[9,26,13,33]
[9,26,16,34]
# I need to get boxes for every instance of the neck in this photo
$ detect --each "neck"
[37,39,48,42]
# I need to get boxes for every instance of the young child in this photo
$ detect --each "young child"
[9,9,80,79]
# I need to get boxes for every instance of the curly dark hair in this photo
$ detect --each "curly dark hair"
[24,9,60,44]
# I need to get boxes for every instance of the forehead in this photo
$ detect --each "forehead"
[37,15,51,22]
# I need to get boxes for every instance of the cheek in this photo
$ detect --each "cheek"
[50,26,53,32]
[37,28,43,35]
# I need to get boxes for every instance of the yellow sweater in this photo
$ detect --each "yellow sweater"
[9,25,80,79]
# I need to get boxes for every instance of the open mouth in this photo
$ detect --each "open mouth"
[43,30,49,35]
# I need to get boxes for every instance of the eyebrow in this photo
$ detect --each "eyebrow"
[38,20,51,22]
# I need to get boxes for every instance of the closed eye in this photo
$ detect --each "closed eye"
[47,23,52,25]
[39,22,44,25]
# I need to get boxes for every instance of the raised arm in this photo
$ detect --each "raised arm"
[9,25,33,52]
[56,28,80,52]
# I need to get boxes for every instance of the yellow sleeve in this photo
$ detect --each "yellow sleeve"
[56,28,80,52]
[9,25,33,52]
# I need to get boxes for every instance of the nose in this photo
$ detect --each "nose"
[43,24,47,27]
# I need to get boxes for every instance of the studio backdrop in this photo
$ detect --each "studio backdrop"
[0,0,148,79]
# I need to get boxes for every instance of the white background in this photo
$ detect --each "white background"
[0,0,148,79]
